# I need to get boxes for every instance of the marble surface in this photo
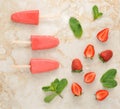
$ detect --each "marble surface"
[0,0,120,109]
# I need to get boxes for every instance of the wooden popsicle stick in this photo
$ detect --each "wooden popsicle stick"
[12,41,31,45]
[40,13,60,19]
[12,65,31,68]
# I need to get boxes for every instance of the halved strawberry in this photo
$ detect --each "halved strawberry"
[97,28,109,42]
[84,72,96,83]
[72,58,83,73]
[99,50,113,62]
[84,44,95,59]
[95,90,109,101]
[71,82,82,96]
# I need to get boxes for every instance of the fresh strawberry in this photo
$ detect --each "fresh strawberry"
[84,72,96,83]
[71,82,82,96]
[99,50,113,62]
[95,90,109,101]
[84,44,95,59]
[72,58,83,73]
[97,28,109,42]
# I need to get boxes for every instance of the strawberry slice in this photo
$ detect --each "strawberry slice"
[72,58,83,73]
[84,72,96,83]
[97,28,109,42]
[99,50,113,62]
[96,90,109,101]
[84,44,95,58]
[71,82,82,96]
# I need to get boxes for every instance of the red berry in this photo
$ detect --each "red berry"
[72,58,83,73]
[96,90,109,101]
[84,72,96,83]
[99,50,113,62]
[84,44,95,58]
[97,28,109,42]
[71,82,82,96]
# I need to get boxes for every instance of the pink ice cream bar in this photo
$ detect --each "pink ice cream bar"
[13,59,59,74]
[11,10,39,25]
[13,35,59,50]
[30,59,59,74]
[31,35,59,50]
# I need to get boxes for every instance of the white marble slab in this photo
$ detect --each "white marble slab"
[0,0,120,109]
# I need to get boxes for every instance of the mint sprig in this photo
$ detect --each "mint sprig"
[92,5,103,20]
[42,78,68,103]
[100,69,117,88]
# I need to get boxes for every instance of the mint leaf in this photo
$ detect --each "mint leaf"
[102,80,117,88]
[42,79,60,92]
[51,78,59,90]
[42,86,54,92]
[44,93,57,103]
[100,69,117,88]
[56,79,68,94]
[100,69,117,82]
[69,17,83,38]
[93,5,103,20]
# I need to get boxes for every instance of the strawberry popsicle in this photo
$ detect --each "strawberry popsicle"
[13,35,59,50]
[11,10,39,25]
[13,59,59,74]
[30,59,59,74]
[11,10,59,25]
[31,35,59,50]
